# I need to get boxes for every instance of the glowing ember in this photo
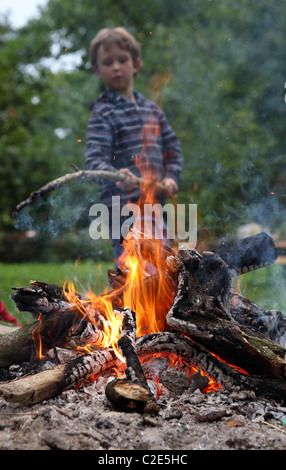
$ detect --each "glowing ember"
[140,352,221,394]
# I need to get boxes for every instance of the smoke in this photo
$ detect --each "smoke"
[12,181,110,262]
[14,184,99,238]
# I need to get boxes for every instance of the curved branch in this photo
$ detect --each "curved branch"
[12,167,165,217]
[12,169,127,217]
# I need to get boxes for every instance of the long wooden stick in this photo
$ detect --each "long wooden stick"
[12,168,164,217]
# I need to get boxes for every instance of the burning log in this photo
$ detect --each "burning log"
[137,331,286,404]
[0,348,120,405]
[1,280,117,367]
[166,247,286,380]
[0,308,83,368]
[106,307,159,413]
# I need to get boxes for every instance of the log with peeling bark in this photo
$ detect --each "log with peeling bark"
[0,348,121,404]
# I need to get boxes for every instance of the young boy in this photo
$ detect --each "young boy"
[85,27,184,263]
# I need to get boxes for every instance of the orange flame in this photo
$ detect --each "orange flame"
[63,281,125,363]
[32,313,44,361]
[112,118,177,335]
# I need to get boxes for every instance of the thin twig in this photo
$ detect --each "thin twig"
[12,169,126,217]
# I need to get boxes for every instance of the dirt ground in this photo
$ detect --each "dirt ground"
[1,372,286,452]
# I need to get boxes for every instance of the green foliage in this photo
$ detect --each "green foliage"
[0,0,285,262]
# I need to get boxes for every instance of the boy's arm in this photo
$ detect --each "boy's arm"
[159,109,184,197]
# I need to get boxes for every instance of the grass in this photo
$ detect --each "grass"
[0,260,113,325]
[234,262,286,313]
[0,260,285,326]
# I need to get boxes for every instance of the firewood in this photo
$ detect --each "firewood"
[213,232,278,275]
[0,282,113,367]
[166,249,286,380]
[105,379,152,409]
[0,321,38,368]
[137,331,286,404]
[137,331,240,390]
[229,288,286,346]
[2,230,284,410]
[0,314,104,368]
[0,308,91,368]
[106,307,159,414]
[11,279,93,318]
[0,348,120,404]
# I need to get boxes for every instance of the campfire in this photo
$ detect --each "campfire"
[1,163,286,413]
[0,223,286,412]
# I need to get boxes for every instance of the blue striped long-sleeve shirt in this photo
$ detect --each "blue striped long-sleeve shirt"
[85,90,184,207]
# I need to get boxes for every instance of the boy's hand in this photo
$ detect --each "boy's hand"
[116,168,138,190]
[161,177,178,198]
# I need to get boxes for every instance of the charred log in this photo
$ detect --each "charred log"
[0,348,120,404]
[166,249,286,380]
[0,309,82,368]
[106,307,158,414]
[229,288,286,347]
[137,331,286,405]
[213,232,278,275]
[2,282,111,366]
[0,322,39,369]
[11,280,74,315]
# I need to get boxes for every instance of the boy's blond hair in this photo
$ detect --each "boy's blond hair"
[89,27,141,67]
